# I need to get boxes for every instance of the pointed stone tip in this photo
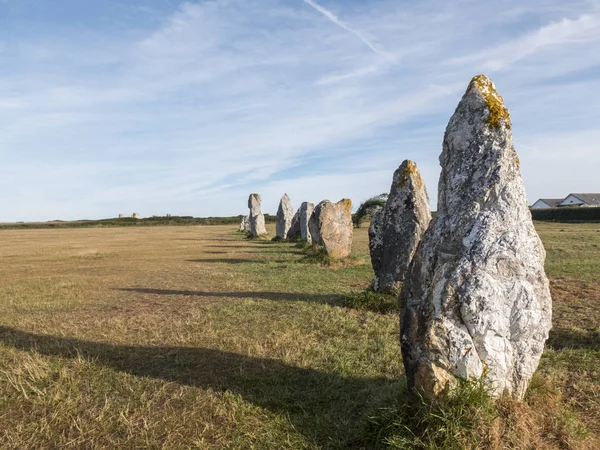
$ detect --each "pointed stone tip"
[398,160,423,189]
[466,74,511,129]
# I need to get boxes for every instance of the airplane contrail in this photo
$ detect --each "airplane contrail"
[302,0,394,61]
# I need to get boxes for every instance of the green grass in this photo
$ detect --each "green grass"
[536,222,600,282]
[343,289,398,314]
[366,378,496,449]
[0,223,599,448]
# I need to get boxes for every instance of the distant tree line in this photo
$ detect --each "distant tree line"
[0,215,277,230]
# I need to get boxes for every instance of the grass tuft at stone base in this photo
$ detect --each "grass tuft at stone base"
[343,289,398,314]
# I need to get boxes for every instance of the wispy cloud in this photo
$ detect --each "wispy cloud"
[451,14,600,71]
[302,0,395,62]
[313,66,382,86]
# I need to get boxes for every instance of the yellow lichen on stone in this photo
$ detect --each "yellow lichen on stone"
[399,160,424,189]
[341,198,352,217]
[468,74,511,129]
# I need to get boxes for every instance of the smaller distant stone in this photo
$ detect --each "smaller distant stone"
[315,199,353,258]
[287,208,301,241]
[308,202,323,245]
[132,213,139,219]
[239,214,250,232]
[248,194,267,237]
[300,202,315,243]
[276,194,294,239]
[368,208,384,281]
[118,214,125,219]
[369,160,431,292]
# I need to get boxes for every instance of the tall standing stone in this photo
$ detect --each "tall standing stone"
[400,75,552,399]
[314,199,353,258]
[369,160,431,292]
[248,194,267,237]
[300,202,314,243]
[276,194,294,239]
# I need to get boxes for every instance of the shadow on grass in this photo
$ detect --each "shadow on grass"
[0,326,398,448]
[186,258,269,265]
[117,288,344,306]
[203,246,301,254]
[176,238,237,242]
[547,328,600,350]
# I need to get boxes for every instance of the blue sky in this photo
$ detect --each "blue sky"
[1,0,599,221]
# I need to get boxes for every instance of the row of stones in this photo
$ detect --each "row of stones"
[366,74,551,401]
[240,194,353,258]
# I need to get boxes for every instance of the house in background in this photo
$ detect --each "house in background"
[558,193,600,208]
[531,198,563,209]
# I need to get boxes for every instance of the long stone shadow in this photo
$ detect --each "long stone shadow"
[186,258,268,265]
[118,288,344,305]
[176,238,237,242]
[0,326,398,448]
[203,245,301,254]
[547,328,600,351]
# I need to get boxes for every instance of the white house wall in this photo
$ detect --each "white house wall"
[531,200,552,209]
[559,195,590,207]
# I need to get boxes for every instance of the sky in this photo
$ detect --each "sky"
[0,0,599,221]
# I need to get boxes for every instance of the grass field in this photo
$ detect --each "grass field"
[0,222,598,449]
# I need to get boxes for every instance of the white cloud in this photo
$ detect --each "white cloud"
[451,14,600,72]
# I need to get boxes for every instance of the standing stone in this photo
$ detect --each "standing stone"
[287,209,301,241]
[314,199,353,258]
[248,194,267,237]
[276,194,294,239]
[400,75,552,400]
[369,160,431,292]
[300,202,314,243]
[368,208,384,281]
[308,201,323,246]
[239,214,250,232]
[132,213,139,219]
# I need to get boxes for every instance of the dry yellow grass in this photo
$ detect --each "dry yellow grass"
[0,223,598,449]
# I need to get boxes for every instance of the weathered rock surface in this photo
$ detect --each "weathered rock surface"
[314,199,353,258]
[368,208,384,279]
[300,202,314,242]
[248,193,267,237]
[369,160,431,292]
[276,194,294,239]
[287,208,301,240]
[400,75,552,400]
[308,202,323,245]
[239,215,250,232]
